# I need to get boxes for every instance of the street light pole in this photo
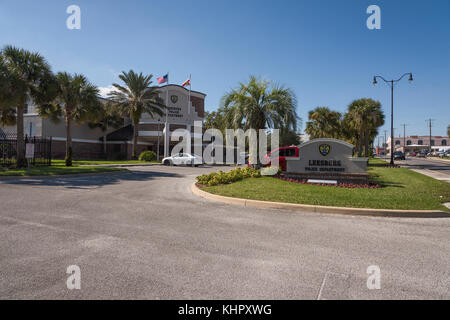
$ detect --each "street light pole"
[373,73,413,165]
[390,80,394,165]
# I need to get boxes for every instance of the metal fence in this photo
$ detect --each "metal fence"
[0,133,52,167]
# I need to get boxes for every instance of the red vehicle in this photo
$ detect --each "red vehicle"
[264,146,299,171]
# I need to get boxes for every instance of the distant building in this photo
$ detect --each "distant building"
[386,135,449,154]
[0,84,206,160]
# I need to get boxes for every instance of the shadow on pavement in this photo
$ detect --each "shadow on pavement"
[1,170,182,190]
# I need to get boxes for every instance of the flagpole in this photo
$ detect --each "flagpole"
[164,72,169,157]
[188,74,191,115]
[165,73,169,123]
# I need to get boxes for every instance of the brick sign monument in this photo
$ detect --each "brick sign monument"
[285,138,369,185]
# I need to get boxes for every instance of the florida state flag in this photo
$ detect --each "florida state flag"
[181,78,191,87]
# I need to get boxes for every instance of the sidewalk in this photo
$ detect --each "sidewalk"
[377,157,450,183]
[411,168,450,183]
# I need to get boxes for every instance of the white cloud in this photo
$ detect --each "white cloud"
[98,85,115,98]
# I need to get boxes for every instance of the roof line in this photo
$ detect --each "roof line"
[160,84,206,96]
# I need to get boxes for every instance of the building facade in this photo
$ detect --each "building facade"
[386,135,449,154]
[0,84,206,160]
[135,84,205,158]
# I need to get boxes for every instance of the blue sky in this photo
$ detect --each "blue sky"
[0,0,449,137]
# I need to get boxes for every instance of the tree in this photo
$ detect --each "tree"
[221,76,299,164]
[344,98,384,157]
[87,99,124,155]
[305,107,342,139]
[1,46,54,167]
[40,72,100,166]
[108,70,166,159]
[0,55,19,126]
[222,76,298,132]
[279,128,301,146]
[204,109,225,132]
[268,128,301,149]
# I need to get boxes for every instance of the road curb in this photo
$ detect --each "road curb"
[80,163,161,168]
[190,183,449,218]
[0,170,129,181]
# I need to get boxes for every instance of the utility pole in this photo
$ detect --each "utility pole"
[383,130,388,160]
[426,119,435,154]
[401,124,407,153]
[376,136,381,156]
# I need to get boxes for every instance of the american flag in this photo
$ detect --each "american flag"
[157,74,168,84]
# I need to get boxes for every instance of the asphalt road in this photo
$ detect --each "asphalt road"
[0,165,449,299]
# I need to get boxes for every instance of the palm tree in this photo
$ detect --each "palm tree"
[40,72,100,166]
[345,98,384,157]
[305,107,342,139]
[0,55,19,126]
[1,46,54,167]
[221,76,298,166]
[108,70,166,159]
[222,75,298,131]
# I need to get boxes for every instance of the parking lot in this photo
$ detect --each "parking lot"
[1,165,449,299]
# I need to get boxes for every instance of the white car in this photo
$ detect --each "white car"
[162,153,203,166]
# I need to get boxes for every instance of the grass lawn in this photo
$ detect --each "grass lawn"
[51,160,159,166]
[0,165,126,177]
[0,159,159,177]
[202,159,450,212]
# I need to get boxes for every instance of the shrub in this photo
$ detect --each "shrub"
[196,167,261,186]
[138,150,157,162]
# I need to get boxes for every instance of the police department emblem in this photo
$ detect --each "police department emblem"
[319,144,331,156]
[170,95,178,104]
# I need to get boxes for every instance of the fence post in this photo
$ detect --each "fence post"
[49,137,52,166]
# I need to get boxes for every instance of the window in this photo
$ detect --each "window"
[406,140,412,145]
[431,140,435,146]
[285,148,296,157]
[418,140,423,145]
[395,140,401,145]
[23,104,28,114]
[279,149,286,157]
[442,140,447,146]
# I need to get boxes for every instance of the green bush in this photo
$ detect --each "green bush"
[138,150,157,162]
[196,167,261,186]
